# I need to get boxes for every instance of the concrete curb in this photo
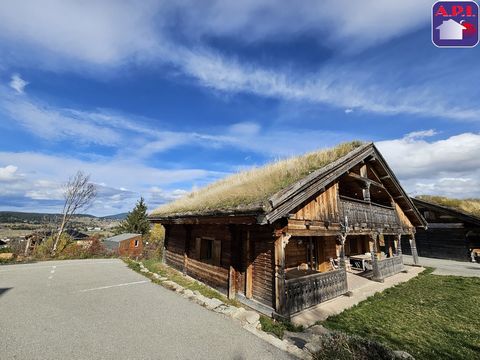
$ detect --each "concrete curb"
[133,260,309,359]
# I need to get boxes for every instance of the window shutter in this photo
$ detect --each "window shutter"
[213,239,222,266]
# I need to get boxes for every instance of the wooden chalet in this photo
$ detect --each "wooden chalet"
[149,142,425,317]
[403,198,480,262]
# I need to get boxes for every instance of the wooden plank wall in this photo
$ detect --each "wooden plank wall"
[251,228,275,307]
[402,228,470,261]
[291,182,339,222]
[317,236,337,272]
[285,238,308,268]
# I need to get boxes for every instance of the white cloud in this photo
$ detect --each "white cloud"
[0,165,21,181]
[0,90,122,145]
[344,109,353,114]
[9,73,28,94]
[0,151,219,215]
[377,132,480,198]
[0,1,478,123]
[404,129,438,141]
[0,0,162,66]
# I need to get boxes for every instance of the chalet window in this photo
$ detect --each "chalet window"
[195,237,221,266]
[134,240,139,247]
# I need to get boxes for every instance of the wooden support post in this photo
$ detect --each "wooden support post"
[370,232,383,282]
[308,236,315,270]
[245,230,253,299]
[360,165,371,202]
[396,233,402,256]
[338,233,347,269]
[274,233,289,316]
[409,234,419,265]
[228,266,236,299]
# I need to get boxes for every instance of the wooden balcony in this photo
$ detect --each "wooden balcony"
[284,269,348,315]
[339,196,400,232]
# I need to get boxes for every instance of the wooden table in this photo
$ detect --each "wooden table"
[349,254,372,271]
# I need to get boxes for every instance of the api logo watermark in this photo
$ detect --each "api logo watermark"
[432,1,479,47]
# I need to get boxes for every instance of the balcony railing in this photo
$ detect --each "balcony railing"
[284,269,347,315]
[340,196,399,231]
[374,255,405,280]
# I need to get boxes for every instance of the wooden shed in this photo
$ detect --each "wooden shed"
[103,233,143,257]
[149,142,425,317]
[403,197,480,262]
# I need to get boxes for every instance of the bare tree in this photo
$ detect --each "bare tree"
[52,171,97,254]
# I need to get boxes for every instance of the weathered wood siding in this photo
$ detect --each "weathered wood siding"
[291,182,340,222]
[186,257,229,290]
[402,228,470,261]
[285,239,308,269]
[251,228,275,307]
[317,236,337,272]
[165,225,186,271]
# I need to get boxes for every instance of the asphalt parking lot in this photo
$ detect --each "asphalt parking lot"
[0,259,291,360]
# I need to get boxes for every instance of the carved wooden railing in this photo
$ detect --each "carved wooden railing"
[284,269,347,315]
[340,196,399,231]
[375,255,405,280]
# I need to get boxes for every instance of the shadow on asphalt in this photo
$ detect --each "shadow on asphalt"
[0,288,12,297]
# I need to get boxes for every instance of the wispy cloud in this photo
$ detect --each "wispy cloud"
[9,73,28,94]
[2,0,476,123]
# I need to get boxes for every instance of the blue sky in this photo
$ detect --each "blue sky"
[0,0,479,216]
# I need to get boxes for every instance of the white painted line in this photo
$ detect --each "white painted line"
[0,260,120,272]
[79,280,149,293]
[50,270,55,274]
[48,275,53,279]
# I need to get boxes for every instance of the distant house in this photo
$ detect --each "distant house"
[103,233,143,257]
[403,198,480,262]
[149,142,425,317]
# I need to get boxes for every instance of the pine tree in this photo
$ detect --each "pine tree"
[117,198,150,236]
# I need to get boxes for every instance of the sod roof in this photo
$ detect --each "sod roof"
[415,195,480,219]
[150,141,365,217]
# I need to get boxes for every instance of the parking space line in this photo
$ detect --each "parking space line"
[79,280,149,292]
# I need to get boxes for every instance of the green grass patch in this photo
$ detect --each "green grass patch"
[125,258,241,307]
[259,315,303,339]
[323,269,480,360]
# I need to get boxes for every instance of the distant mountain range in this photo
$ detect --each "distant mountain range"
[0,211,127,223]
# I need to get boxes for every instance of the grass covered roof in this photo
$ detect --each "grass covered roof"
[151,141,365,217]
[416,195,480,219]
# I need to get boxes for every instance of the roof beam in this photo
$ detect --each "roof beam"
[347,172,385,190]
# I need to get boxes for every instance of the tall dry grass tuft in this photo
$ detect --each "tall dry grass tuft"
[417,195,480,218]
[152,141,365,215]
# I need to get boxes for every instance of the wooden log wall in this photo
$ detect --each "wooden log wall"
[165,225,187,271]
[251,227,275,308]
[185,257,229,290]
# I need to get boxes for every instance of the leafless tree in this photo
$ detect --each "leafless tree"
[52,171,97,254]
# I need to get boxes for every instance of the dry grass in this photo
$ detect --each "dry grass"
[151,141,365,216]
[417,195,480,218]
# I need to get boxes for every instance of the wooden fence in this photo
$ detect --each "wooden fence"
[284,269,347,315]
